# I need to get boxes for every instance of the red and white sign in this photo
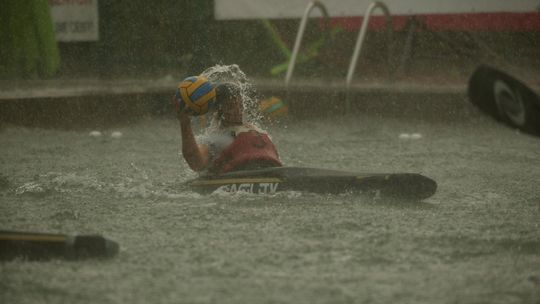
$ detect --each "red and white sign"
[215,0,540,31]
[49,0,99,41]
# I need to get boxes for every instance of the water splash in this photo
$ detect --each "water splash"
[15,172,103,195]
[15,182,46,195]
[200,64,264,129]
[13,171,203,201]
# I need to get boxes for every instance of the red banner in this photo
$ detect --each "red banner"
[325,12,540,32]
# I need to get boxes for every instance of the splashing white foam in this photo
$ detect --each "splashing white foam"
[15,182,45,195]
[13,171,204,201]
[198,64,265,133]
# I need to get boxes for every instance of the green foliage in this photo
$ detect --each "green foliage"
[0,0,60,79]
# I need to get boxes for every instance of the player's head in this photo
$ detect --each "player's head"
[216,83,243,126]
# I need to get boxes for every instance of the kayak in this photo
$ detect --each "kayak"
[186,166,437,200]
[0,230,119,261]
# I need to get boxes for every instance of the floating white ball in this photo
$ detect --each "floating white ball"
[398,133,411,140]
[110,131,123,139]
[89,131,102,137]
[410,133,423,139]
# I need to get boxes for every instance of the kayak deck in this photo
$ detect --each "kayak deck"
[187,167,437,200]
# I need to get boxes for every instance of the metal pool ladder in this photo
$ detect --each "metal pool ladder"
[284,1,330,89]
[345,1,392,110]
[285,1,393,110]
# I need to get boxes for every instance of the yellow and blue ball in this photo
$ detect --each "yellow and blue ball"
[175,76,216,116]
[259,96,288,121]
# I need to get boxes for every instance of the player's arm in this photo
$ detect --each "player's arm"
[178,111,210,171]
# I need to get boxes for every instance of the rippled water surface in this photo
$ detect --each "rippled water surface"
[1,113,539,304]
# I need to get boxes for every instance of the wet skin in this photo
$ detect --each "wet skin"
[218,95,244,127]
[177,93,245,171]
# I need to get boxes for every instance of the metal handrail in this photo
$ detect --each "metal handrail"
[346,1,393,91]
[284,1,330,88]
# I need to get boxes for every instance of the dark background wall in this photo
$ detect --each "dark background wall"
[2,0,540,82]
[57,0,284,79]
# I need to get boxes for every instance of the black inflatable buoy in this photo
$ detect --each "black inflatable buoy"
[468,65,540,136]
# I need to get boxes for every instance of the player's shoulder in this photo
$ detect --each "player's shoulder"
[233,124,266,135]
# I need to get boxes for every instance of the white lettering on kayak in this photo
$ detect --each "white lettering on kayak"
[257,182,279,194]
[216,183,280,194]
[269,183,279,193]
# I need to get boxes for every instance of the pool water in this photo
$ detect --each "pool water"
[1,112,539,303]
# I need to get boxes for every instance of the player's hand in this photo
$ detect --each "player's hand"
[172,95,189,121]
[176,105,191,125]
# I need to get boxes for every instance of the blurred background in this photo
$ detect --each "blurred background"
[1,0,539,125]
[1,0,539,79]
